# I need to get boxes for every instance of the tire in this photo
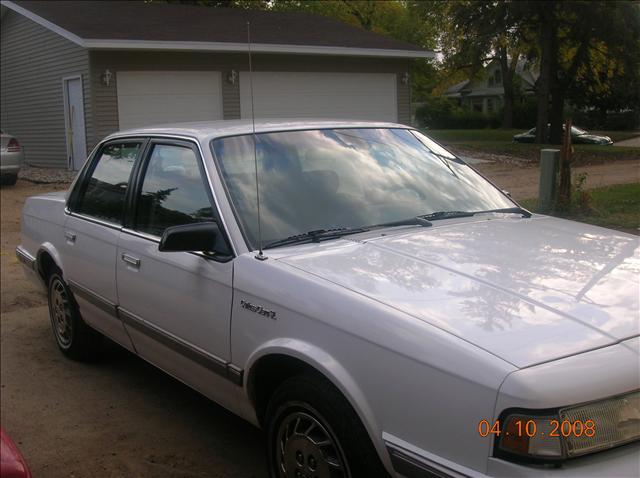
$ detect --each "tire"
[1,174,18,185]
[47,269,102,361]
[265,373,390,478]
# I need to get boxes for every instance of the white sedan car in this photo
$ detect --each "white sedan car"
[17,121,639,477]
[1,129,24,185]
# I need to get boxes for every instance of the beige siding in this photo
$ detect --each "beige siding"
[0,10,92,168]
[89,51,410,144]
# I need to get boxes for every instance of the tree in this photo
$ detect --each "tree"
[439,1,532,128]
[511,0,640,143]
[549,1,640,142]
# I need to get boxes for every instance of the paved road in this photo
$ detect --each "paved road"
[615,136,640,147]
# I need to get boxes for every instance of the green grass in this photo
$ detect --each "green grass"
[426,129,639,144]
[425,129,522,143]
[519,183,640,233]
[453,141,640,163]
[422,129,640,163]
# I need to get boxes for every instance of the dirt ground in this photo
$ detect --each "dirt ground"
[475,159,640,200]
[1,157,639,477]
[1,181,266,477]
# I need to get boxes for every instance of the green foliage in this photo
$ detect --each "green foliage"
[569,109,640,131]
[523,183,640,233]
[512,98,538,129]
[415,97,500,129]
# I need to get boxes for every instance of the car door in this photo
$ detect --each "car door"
[116,139,238,400]
[63,139,146,351]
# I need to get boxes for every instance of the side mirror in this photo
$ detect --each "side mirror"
[159,222,230,256]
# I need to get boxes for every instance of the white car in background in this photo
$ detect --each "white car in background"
[17,121,640,477]
[1,129,24,185]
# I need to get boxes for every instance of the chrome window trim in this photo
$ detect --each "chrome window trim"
[120,227,229,262]
[66,133,238,257]
[121,227,160,244]
[65,208,123,230]
[106,133,238,257]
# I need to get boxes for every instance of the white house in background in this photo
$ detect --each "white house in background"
[444,59,538,114]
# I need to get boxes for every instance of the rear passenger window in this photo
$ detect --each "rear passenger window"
[75,142,140,223]
[135,144,214,236]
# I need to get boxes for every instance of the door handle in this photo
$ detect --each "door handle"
[64,231,76,243]
[121,253,141,268]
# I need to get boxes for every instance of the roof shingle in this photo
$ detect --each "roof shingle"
[9,0,426,53]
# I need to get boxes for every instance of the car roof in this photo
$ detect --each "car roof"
[105,119,411,143]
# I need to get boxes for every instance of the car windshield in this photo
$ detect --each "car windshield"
[571,126,587,135]
[211,128,514,249]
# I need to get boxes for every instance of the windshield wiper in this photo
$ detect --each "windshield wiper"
[371,216,433,229]
[263,227,370,249]
[471,207,532,218]
[372,207,531,231]
[422,207,531,221]
[421,210,475,221]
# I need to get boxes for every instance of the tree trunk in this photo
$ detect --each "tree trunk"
[535,9,557,144]
[549,86,564,144]
[499,48,515,129]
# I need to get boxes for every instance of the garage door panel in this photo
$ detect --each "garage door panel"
[239,72,397,122]
[117,71,222,130]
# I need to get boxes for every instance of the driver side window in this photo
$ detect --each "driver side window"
[74,142,141,224]
[134,143,214,237]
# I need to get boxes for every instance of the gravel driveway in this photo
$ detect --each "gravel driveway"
[2,156,639,476]
[1,181,266,478]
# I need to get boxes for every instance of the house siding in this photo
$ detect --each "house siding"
[0,10,92,168]
[89,50,410,144]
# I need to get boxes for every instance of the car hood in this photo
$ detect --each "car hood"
[278,215,640,368]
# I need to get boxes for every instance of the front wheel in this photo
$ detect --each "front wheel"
[265,374,390,478]
[47,270,102,361]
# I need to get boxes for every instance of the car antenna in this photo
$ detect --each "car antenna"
[248,21,267,261]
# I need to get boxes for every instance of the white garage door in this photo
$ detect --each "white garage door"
[117,71,223,130]
[240,72,397,122]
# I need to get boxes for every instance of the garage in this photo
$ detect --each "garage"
[239,72,398,122]
[116,71,223,130]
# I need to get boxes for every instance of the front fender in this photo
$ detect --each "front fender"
[243,338,391,470]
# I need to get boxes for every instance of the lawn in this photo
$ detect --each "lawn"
[424,129,640,163]
[426,129,639,144]
[519,183,640,234]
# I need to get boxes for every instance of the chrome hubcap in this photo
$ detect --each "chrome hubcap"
[50,279,72,347]
[277,411,348,478]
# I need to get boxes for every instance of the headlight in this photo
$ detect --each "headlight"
[495,390,640,463]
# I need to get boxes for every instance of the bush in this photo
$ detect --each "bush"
[512,98,538,128]
[570,109,640,131]
[415,96,501,129]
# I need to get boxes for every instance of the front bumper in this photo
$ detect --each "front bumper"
[487,442,640,477]
[386,433,640,478]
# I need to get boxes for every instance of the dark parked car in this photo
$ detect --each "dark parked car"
[513,125,613,145]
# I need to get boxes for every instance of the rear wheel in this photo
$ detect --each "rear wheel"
[265,374,389,478]
[47,270,102,361]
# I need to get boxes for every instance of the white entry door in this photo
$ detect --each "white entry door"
[63,76,87,171]
[116,71,223,130]
[239,72,398,122]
